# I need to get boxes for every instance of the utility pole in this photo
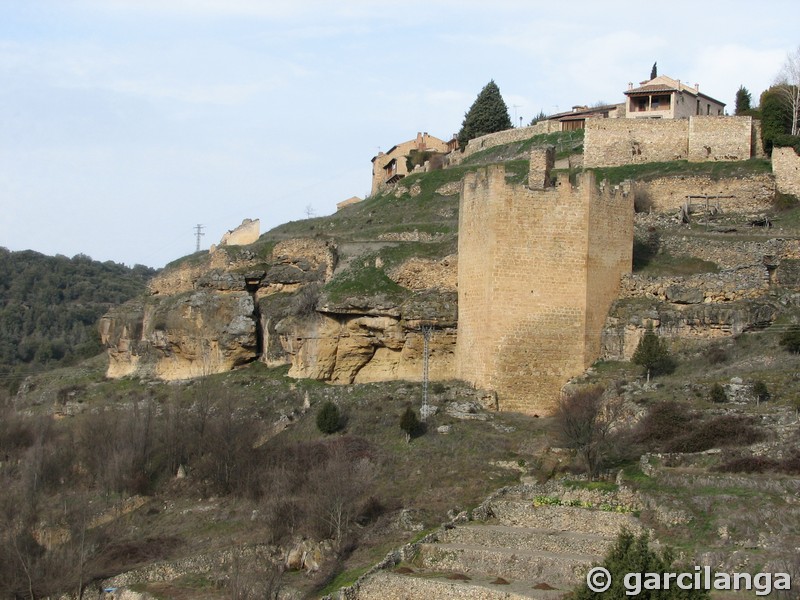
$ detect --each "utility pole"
[194,224,205,252]
[421,324,434,420]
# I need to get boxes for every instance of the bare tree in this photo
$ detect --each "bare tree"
[555,386,623,480]
[775,45,800,136]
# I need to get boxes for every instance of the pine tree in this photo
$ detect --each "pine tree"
[457,80,513,149]
[735,85,752,115]
[632,325,673,383]
[572,529,710,600]
[650,62,658,80]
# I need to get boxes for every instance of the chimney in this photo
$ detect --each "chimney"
[628,82,633,90]
[695,83,699,92]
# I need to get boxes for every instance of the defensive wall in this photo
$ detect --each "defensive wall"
[456,149,633,414]
[584,116,761,168]
[773,146,800,198]
[633,173,775,214]
[447,120,558,166]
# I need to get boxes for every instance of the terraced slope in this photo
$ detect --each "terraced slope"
[352,486,644,600]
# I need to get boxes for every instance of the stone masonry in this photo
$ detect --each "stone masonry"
[773,146,800,198]
[584,116,760,168]
[456,150,633,414]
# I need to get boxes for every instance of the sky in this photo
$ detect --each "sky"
[1,0,798,268]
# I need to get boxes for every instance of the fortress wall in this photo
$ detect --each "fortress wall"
[585,178,634,362]
[448,121,557,166]
[584,116,758,168]
[457,165,633,415]
[633,174,775,213]
[773,147,800,198]
[584,118,689,167]
[456,167,502,389]
[688,116,753,162]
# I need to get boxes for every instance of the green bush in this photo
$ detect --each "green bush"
[709,383,727,404]
[752,380,770,404]
[571,529,709,599]
[316,401,342,434]
[399,406,422,442]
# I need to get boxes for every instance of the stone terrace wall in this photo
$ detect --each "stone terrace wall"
[448,121,557,166]
[456,165,632,415]
[773,146,800,197]
[584,118,689,167]
[584,116,757,168]
[688,116,754,162]
[634,174,774,213]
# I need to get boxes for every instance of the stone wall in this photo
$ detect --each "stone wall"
[448,121,557,166]
[688,116,754,162]
[456,160,633,415]
[773,146,800,198]
[584,116,759,168]
[218,218,260,247]
[633,174,774,214]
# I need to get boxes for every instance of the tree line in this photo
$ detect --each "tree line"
[0,248,155,392]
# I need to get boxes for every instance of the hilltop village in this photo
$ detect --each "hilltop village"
[6,70,800,600]
[102,72,800,415]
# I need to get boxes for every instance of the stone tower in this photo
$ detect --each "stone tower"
[455,149,634,414]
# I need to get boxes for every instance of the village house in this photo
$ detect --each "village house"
[625,75,725,119]
[543,103,625,131]
[370,132,454,196]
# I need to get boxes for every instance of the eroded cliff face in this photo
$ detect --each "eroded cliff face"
[100,237,458,384]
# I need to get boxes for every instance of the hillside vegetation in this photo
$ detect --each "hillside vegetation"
[0,249,155,393]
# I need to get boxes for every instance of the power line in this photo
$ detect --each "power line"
[194,224,205,253]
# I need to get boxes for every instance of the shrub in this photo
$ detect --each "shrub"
[400,406,422,442]
[570,529,709,600]
[316,401,342,435]
[752,380,770,404]
[717,455,780,473]
[664,415,764,453]
[633,401,693,447]
[709,383,727,404]
[779,324,800,354]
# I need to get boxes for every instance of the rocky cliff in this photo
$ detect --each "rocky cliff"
[100,237,458,383]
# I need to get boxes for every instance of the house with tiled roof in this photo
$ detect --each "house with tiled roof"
[625,75,725,119]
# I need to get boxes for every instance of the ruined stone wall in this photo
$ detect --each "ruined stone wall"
[633,174,774,214]
[688,116,753,162]
[448,121,557,166]
[773,146,800,198]
[584,116,758,168]
[456,166,633,415]
[584,118,689,167]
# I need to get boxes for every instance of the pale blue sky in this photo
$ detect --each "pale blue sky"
[1,0,797,267]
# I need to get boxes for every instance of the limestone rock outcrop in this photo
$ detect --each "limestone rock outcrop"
[101,236,457,384]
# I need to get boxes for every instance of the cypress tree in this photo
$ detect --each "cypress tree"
[734,85,752,115]
[650,61,658,80]
[632,325,673,383]
[760,86,793,153]
[457,80,513,149]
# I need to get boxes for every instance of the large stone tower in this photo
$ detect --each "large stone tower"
[455,149,634,414]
